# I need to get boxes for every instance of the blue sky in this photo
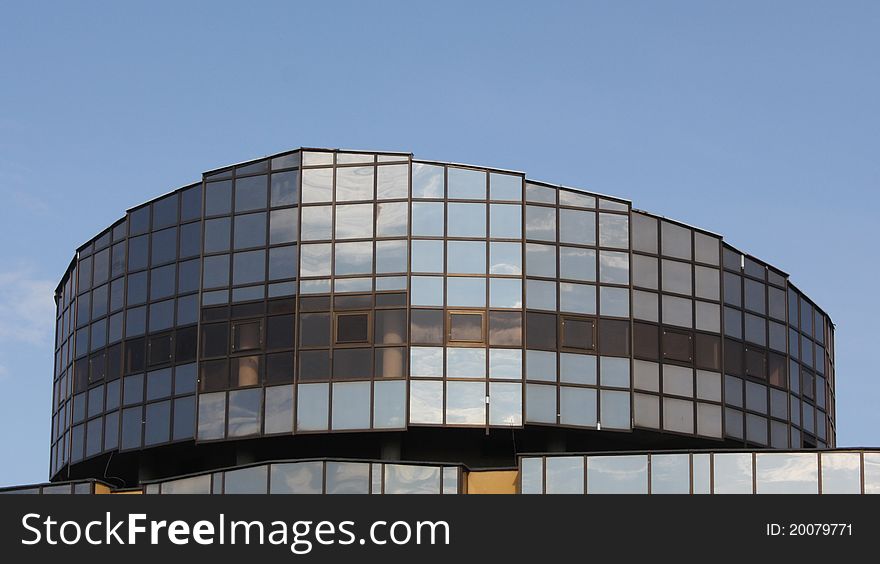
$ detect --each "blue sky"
[1,1,878,487]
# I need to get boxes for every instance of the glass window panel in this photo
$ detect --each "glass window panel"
[488,349,522,380]
[268,245,297,280]
[598,213,628,249]
[447,203,486,237]
[525,183,556,204]
[202,254,230,288]
[270,461,323,494]
[599,251,629,284]
[411,240,444,273]
[560,352,596,384]
[651,454,690,494]
[376,164,408,200]
[224,466,268,494]
[560,246,596,281]
[526,383,556,423]
[335,204,374,239]
[520,457,544,494]
[170,395,195,440]
[489,172,522,201]
[234,175,267,212]
[385,464,441,494]
[375,240,407,273]
[144,400,171,446]
[325,462,370,494]
[269,208,297,245]
[127,235,148,271]
[301,168,333,203]
[299,243,331,277]
[558,208,596,246]
[489,203,522,239]
[447,277,486,307]
[527,279,556,310]
[336,166,374,201]
[332,382,371,430]
[559,282,595,315]
[821,453,862,494]
[488,382,522,426]
[409,380,443,424]
[296,383,329,431]
[410,276,443,306]
[600,390,630,429]
[300,205,332,241]
[446,348,486,378]
[232,250,265,285]
[376,202,408,237]
[373,380,406,428]
[526,243,556,277]
[447,167,485,199]
[410,346,444,378]
[205,180,232,216]
[410,309,443,344]
[149,264,175,300]
[204,217,231,254]
[633,393,659,428]
[270,170,299,207]
[490,311,522,346]
[489,242,522,275]
[695,301,720,333]
[663,397,694,433]
[633,290,658,322]
[411,202,445,236]
[334,241,373,275]
[631,213,658,253]
[662,259,691,295]
[600,286,629,317]
[694,231,720,265]
[526,350,557,382]
[694,265,720,300]
[412,163,444,198]
[197,392,225,440]
[180,186,202,221]
[755,453,818,494]
[600,356,630,388]
[448,312,483,342]
[662,295,692,327]
[632,254,658,290]
[661,221,691,259]
[560,386,597,427]
[559,190,596,208]
[745,313,766,346]
[525,205,556,241]
[545,457,584,494]
[446,381,486,424]
[490,278,522,308]
[713,453,753,494]
[588,455,648,494]
[447,241,486,274]
[745,279,766,314]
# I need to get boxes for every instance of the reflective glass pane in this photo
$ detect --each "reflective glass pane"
[447,277,486,307]
[336,204,374,239]
[820,453,861,494]
[301,168,333,203]
[713,453,753,494]
[489,203,522,239]
[335,166,374,201]
[411,202,444,236]
[755,453,818,494]
[448,167,485,199]
[447,203,486,237]
[525,205,556,241]
[376,164,408,200]
[546,456,584,494]
[447,240,486,274]
[587,455,648,494]
[560,386,597,426]
[445,381,485,424]
[559,209,596,245]
[651,454,690,494]
[409,380,443,424]
[270,461,323,494]
[598,213,628,249]
[331,382,370,430]
[412,163,444,198]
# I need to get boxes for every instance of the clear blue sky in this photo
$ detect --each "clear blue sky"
[1,1,877,487]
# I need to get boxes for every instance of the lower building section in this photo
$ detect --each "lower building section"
[3,449,878,495]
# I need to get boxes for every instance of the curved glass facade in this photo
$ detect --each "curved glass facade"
[48,147,836,484]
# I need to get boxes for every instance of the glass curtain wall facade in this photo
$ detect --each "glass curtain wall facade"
[46,147,836,489]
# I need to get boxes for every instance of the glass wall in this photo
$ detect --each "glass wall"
[142,459,462,495]
[521,450,869,494]
[50,146,836,480]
